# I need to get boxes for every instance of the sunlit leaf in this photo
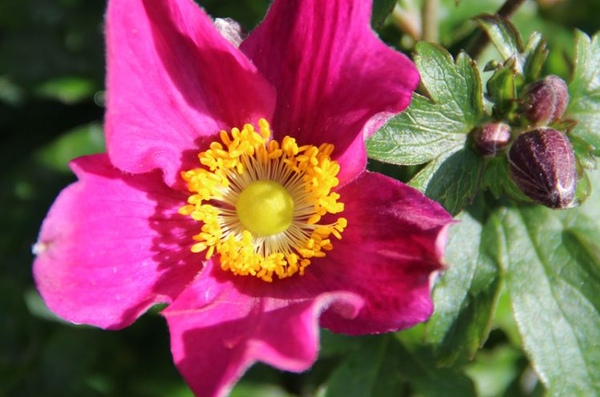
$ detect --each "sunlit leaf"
[367,42,485,213]
[476,14,524,69]
[567,30,600,155]
[493,170,600,395]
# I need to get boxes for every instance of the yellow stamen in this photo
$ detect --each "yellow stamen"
[179,118,347,282]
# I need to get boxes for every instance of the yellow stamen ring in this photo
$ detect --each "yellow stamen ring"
[179,118,347,282]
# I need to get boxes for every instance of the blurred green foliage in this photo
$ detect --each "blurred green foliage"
[2,0,600,396]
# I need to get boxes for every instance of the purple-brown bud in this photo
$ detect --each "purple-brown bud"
[508,128,577,209]
[522,75,569,126]
[473,122,512,156]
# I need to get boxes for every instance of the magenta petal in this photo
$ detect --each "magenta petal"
[106,0,275,185]
[316,172,452,334]
[161,172,450,395]
[33,154,198,329]
[241,0,419,184]
[163,261,362,397]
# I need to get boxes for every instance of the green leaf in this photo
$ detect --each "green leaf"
[493,171,600,395]
[324,336,476,397]
[367,42,485,213]
[480,156,531,203]
[464,345,524,397]
[416,42,486,128]
[366,95,466,166]
[396,342,477,397]
[231,384,294,397]
[476,15,524,71]
[567,30,600,155]
[423,197,502,365]
[367,42,484,165]
[409,146,484,215]
[319,329,363,358]
[371,0,396,29]
[323,336,404,397]
[475,15,549,83]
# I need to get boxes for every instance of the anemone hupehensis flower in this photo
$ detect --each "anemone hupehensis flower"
[33,0,453,396]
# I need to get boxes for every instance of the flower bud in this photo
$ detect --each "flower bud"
[508,128,577,209]
[472,122,512,156]
[522,75,569,126]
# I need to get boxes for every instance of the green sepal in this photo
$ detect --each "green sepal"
[522,31,549,83]
[570,133,597,170]
[574,167,592,206]
[485,57,521,120]
[475,15,549,83]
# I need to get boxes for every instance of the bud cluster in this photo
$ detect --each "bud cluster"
[472,73,578,209]
[509,75,577,208]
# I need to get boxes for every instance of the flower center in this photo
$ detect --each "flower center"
[235,180,294,236]
[179,118,347,282]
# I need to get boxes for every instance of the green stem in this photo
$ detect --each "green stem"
[422,0,440,43]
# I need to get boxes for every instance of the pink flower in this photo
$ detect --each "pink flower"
[33,0,452,396]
